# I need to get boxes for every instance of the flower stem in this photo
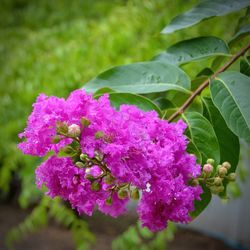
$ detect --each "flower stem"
[168,42,250,122]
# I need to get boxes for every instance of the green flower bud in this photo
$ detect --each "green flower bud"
[91,182,101,191]
[85,174,95,182]
[80,153,88,162]
[130,188,140,200]
[222,161,231,170]
[207,158,215,165]
[95,131,104,139]
[118,189,128,199]
[218,166,227,177]
[62,146,75,155]
[228,173,236,181]
[214,177,222,186]
[68,124,81,138]
[103,175,115,185]
[51,135,61,144]
[80,117,91,128]
[106,196,112,205]
[210,185,224,194]
[75,161,85,168]
[56,121,68,134]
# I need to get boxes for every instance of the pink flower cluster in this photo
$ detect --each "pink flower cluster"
[18,90,202,231]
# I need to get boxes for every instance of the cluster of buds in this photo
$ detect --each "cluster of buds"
[193,158,236,195]
[54,120,140,205]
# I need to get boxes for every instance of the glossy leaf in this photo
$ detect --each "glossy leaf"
[240,56,250,76]
[183,112,220,165]
[210,71,250,144]
[153,37,230,65]
[203,97,240,198]
[202,97,240,171]
[161,0,250,34]
[83,61,191,94]
[95,92,162,117]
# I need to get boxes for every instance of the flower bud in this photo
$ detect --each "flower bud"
[203,164,213,174]
[56,121,68,134]
[104,174,115,185]
[130,188,140,200]
[222,161,231,170]
[85,174,95,181]
[80,117,91,128]
[62,145,75,155]
[51,135,61,144]
[68,124,81,138]
[95,131,104,139]
[91,182,101,191]
[80,153,88,162]
[214,177,222,186]
[118,189,128,199]
[228,173,236,181]
[210,185,224,194]
[75,161,85,168]
[106,196,112,205]
[218,166,227,177]
[207,158,215,165]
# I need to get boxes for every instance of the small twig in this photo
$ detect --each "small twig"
[168,42,250,122]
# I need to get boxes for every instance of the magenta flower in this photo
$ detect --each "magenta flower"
[18,89,202,231]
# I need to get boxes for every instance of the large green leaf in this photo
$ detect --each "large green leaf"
[210,71,250,144]
[161,0,250,34]
[153,37,230,66]
[190,184,212,219]
[83,62,191,94]
[183,112,220,165]
[202,97,240,198]
[202,97,240,171]
[95,92,162,117]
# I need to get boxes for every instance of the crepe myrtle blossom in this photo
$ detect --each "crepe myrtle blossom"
[18,89,203,231]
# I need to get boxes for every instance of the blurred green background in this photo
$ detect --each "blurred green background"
[0,0,245,248]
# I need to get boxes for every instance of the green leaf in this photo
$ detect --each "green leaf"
[230,8,250,45]
[202,97,240,171]
[187,141,202,164]
[153,37,230,65]
[230,24,250,44]
[183,112,220,165]
[240,56,250,76]
[210,71,250,144]
[191,184,212,218]
[93,87,114,97]
[202,97,240,198]
[83,61,191,94]
[95,92,162,117]
[153,97,174,110]
[161,0,250,34]
[166,90,203,114]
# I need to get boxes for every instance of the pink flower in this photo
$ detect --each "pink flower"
[19,89,202,231]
